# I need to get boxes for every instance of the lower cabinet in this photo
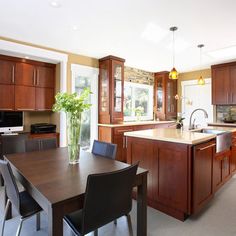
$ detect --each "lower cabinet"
[127,136,190,220]
[213,150,231,192]
[231,134,236,174]
[193,140,216,214]
[98,122,175,162]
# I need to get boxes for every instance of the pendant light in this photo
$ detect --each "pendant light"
[169,26,179,80]
[197,44,205,85]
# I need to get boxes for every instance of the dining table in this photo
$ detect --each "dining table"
[5,147,148,236]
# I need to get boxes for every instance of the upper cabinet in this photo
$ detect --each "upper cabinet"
[154,71,177,120]
[0,55,55,111]
[98,55,125,124]
[212,62,236,105]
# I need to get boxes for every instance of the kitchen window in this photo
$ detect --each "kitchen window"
[124,82,153,121]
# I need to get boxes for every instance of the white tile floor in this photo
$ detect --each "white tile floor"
[1,177,236,236]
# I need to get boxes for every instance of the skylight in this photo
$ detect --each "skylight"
[141,23,168,44]
[207,46,236,60]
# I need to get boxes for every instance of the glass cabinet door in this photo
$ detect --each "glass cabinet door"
[166,79,176,114]
[156,77,164,113]
[100,62,109,113]
[113,63,122,112]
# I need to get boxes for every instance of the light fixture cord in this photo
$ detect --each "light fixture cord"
[172,30,175,68]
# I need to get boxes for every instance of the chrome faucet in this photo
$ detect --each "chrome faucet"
[189,108,208,130]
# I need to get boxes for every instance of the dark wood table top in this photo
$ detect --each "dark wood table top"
[5,147,147,206]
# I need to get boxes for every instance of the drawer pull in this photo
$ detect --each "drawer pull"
[116,129,133,133]
[197,143,216,151]
[16,108,34,111]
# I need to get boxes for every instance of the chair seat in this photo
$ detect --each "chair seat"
[64,210,83,235]
[19,191,42,218]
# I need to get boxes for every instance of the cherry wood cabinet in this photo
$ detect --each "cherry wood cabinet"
[154,71,177,120]
[230,133,236,174]
[212,62,236,105]
[127,136,191,220]
[0,54,55,111]
[0,84,15,110]
[193,140,215,214]
[98,56,125,124]
[213,149,231,192]
[98,122,175,162]
[15,85,35,110]
[0,59,15,84]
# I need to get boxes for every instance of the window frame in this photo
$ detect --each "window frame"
[123,81,154,122]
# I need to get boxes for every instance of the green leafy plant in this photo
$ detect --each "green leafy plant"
[52,88,92,115]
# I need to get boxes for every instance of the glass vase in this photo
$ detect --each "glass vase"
[67,112,82,164]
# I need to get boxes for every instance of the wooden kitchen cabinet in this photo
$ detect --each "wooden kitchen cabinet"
[154,71,177,120]
[213,149,231,192]
[0,84,15,110]
[0,58,15,85]
[15,85,35,110]
[0,54,55,111]
[193,140,215,214]
[98,56,125,124]
[212,62,236,105]
[231,132,236,174]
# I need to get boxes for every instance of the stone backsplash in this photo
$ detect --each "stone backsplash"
[216,105,236,122]
[124,66,154,85]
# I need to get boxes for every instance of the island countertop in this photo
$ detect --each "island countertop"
[98,120,175,127]
[124,128,216,145]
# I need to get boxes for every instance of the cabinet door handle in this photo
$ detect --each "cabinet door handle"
[197,143,216,151]
[123,136,125,148]
[37,69,39,85]
[12,65,15,84]
[33,69,36,85]
[0,108,14,111]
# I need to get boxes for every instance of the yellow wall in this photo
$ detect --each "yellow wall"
[177,68,211,112]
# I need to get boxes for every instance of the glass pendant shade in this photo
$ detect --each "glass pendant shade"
[197,44,205,85]
[198,75,205,85]
[169,67,179,79]
[169,26,178,80]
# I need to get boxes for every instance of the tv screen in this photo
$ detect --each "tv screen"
[0,111,23,133]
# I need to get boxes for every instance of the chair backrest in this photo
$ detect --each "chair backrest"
[92,140,117,159]
[25,139,41,152]
[41,138,57,150]
[81,163,138,235]
[0,160,20,213]
[25,138,57,152]
[1,134,27,155]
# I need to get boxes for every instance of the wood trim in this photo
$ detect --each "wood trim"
[99,55,125,63]
[0,54,56,68]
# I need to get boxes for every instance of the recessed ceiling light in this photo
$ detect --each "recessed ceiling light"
[50,0,61,8]
[72,25,79,31]
[142,23,168,44]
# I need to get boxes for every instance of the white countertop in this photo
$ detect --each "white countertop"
[124,128,216,145]
[98,120,175,128]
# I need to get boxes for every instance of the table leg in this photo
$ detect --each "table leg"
[48,205,64,236]
[137,173,147,236]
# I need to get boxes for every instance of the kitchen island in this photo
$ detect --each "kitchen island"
[125,128,236,221]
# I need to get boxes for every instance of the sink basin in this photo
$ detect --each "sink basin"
[195,128,226,135]
[193,128,232,153]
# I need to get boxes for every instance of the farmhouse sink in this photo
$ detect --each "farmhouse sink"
[193,128,232,153]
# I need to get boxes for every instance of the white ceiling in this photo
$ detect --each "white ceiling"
[0,0,236,72]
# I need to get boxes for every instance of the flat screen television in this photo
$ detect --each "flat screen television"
[0,111,24,134]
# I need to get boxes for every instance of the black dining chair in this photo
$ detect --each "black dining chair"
[25,137,57,152]
[92,140,117,159]
[63,163,138,236]
[0,160,42,236]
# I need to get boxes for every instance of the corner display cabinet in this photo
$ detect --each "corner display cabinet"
[154,71,177,120]
[98,55,125,124]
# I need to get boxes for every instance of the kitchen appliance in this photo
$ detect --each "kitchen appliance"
[31,123,56,134]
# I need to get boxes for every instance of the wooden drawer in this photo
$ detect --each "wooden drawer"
[29,133,59,147]
[134,124,155,131]
[114,127,134,135]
